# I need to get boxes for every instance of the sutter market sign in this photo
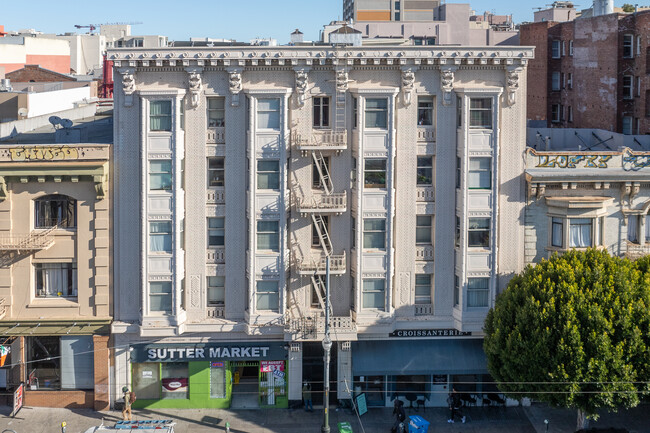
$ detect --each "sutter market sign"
[131,342,287,363]
[389,329,472,338]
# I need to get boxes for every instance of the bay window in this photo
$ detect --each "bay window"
[468,218,490,248]
[569,218,592,248]
[363,219,386,249]
[257,98,280,129]
[257,220,279,251]
[469,98,492,129]
[149,281,172,313]
[468,158,491,189]
[365,98,388,129]
[256,280,279,312]
[150,221,172,253]
[467,277,489,308]
[207,276,225,306]
[150,100,172,131]
[364,159,387,188]
[150,160,172,191]
[362,279,385,309]
[414,274,432,305]
[257,160,280,190]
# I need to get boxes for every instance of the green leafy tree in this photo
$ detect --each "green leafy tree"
[484,249,650,430]
[622,3,636,12]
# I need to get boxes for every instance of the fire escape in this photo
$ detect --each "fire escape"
[288,82,356,340]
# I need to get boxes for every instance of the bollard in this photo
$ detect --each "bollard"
[225,421,231,433]
[61,421,67,433]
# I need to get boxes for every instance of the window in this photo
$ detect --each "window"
[313,96,330,128]
[26,336,94,391]
[353,97,358,129]
[551,217,563,247]
[364,159,387,188]
[569,40,574,56]
[456,157,461,189]
[207,97,225,127]
[628,215,638,242]
[311,275,325,306]
[623,116,633,135]
[453,274,459,306]
[417,96,434,126]
[150,160,172,190]
[567,73,573,89]
[210,362,226,399]
[637,35,642,56]
[569,218,592,247]
[455,216,460,248]
[415,274,431,304]
[362,279,385,309]
[469,98,492,129]
[133,39,144,47]
[561,41,566,56]
[256,280,279,311]
[35,195,76,228]
[551,40,561,59]
[150,100,172,131]
[150,221,172,252]
[416,156,433,185]
[365,98,388,129]
[312,156,331,189]
[551,72,561,91]
[636,76,641,97]
[208,217,224,247]
[257,160,280,190]
[623,75,633,99]
[568,105,573,123]
[351,216,356,249]
[623,34,634,58]
[150,281,172,313]
[257,98,280,129]
[363,219,386,249]
[208,157,224,187]
[257,220,279,251]
[551,104,560,123]
[635,117,640,135]
[468,158,491,189]
[161,362,188,399]
[395,11,400,20]
[312,215,329,248]
[207,276,225,306]
[646,90,650,117]
[416,215,432,245]
[560,104,565,121]
[467,277,489,308]
[35,263,77,298]
[468,218,490,248]
[456,96,462,128]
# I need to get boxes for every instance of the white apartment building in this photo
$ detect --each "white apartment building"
[109,45,532,409]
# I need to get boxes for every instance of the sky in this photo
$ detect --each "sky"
[1,0,631,44]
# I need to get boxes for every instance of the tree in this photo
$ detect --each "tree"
[484,249,650,431]
[622,3,636,12]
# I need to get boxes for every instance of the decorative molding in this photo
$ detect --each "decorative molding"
[505,66,521,106]
[400,68,416,106]
[0,176,7,201]
[336,68,350,93]
[186,67,203,109]
[440,66,456,106]
[117,67,135,107]
[294,68,309,106]
[226,67,243,106]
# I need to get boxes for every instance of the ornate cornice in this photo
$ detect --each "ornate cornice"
[108,46,532,69]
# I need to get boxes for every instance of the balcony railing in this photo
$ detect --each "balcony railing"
[415,245,434,261]
[206,127,225,144]
[296,192,347,215]
[417,126,436,142]
[206,247,225,264]
[292,130,347,154]
[206,306,225,319]
[416,187,435,202]
[206,189,225,204]
[626,241,650,260]
[415,304,433,316]
[0,227,56,252]
[0,297,6,320]
[285,313,357,337]
[297,252,346,275]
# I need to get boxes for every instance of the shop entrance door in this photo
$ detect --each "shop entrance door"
[302,342,338,406]
[430,375,449,407]
[230,361,259,409]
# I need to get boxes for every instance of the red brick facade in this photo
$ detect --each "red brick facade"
[6,64,75,83]
[521,10,650,134]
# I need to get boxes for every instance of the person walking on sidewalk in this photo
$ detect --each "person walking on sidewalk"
[391,399,406,433]
[446,388,466,424]
[122,386,133,421]
[302,382,313,412]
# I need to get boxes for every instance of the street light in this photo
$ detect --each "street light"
[544,419,549,433]
[321,256,332,433]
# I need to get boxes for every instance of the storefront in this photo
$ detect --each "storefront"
[129,342,289,409]
[351,334,490,408]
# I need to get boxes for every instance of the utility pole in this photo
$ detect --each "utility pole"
[321,256,332,433]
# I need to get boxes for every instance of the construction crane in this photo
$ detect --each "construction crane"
[74,22,143,34]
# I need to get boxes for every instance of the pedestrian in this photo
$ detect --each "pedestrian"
[122,386,133,421]
[391,399,406,433]
[302,382,313,412]
[446,388,466,424]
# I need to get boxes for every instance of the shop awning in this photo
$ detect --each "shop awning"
[352,339,488,376]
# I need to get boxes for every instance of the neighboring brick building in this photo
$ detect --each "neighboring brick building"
[6,65,76,83]
[521,10,650,134]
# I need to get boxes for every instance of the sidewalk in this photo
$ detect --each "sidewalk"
[0,403,646,433]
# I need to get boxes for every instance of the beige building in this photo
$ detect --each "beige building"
[0,114,111,409]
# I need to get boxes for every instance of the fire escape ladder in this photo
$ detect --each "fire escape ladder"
[310,274,327,311]
[311,213,333,256]
[311,151,333,195]
[334,88,346,132]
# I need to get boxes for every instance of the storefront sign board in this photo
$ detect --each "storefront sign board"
[355,392,368,416]
[389,329,472,338]
[12,382,23,417]
[131,342,287,363]
[260,360,285,372]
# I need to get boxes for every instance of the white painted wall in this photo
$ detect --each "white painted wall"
[27,86,91,117]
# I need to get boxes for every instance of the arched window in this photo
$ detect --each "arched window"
[35,195,76,228]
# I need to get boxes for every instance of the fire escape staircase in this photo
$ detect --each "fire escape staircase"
[0,226,57,253]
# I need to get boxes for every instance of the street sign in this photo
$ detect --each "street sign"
[12,382,24,417]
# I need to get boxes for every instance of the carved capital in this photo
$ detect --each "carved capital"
[401,67,416,107]
[94,175,106,200]
[0,176,7,201]
[294,68,309,107]
[117,67,136,107]
[440,66,456,106]
[185,67,203,109]
[226,67,243,107]
[505,66,522,106]
[335,68,350,93]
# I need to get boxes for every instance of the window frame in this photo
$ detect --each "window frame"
[207,276,225,306]
[256,280,279,312]
[149,281,173,313]
[312,215,330,248]
[416,215,432,245]
[417,96,434,126]
[257,160,280,190]
[569,40,574,56]
[34,262,77,298]
[149,160,173,191]
[362,279,385,310]
[256,98,281,130]
[34,194,77,229]
[467,277,489,308]
[312,155,331,189]
[256,220,280,252]
[551,40,561,59]
[551,217,564,247]
[363,218,386,250]
[364,98,388,129]
[551,71,561,91]
[623,115,633,135]
[313,96,331,129]
[207,217,225,247]
[208,157,225,188]
[149,100,173,132]
[364,158,387,188]
[414,274,432,305]
[551,104,560,123]
[207,97,225,128]
[416,156,433,186]
[468,98,492,129]
[149,221,173,253]
[623,34,634,59]
[468,157,492,190]
[467,217,490,248]
[623,75,634,100]
[569,218,593,248]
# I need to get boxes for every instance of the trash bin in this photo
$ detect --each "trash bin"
[338,421,353,433]
[408,415,430,433]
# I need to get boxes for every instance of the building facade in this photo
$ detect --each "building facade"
[0,117,111,409]
[521,10,650,134]
[110,45,532,409]
[343,0,441,22]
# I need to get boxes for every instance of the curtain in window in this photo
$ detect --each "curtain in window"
[150,222,172,252]
[467,278,489,308]
[628,215,638,242]
[60,336,94,390]
[256,281,279,311]
[569,219,592,247]
[150,101,172,131]
[552,219,563,246]
[39,263,76,297]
